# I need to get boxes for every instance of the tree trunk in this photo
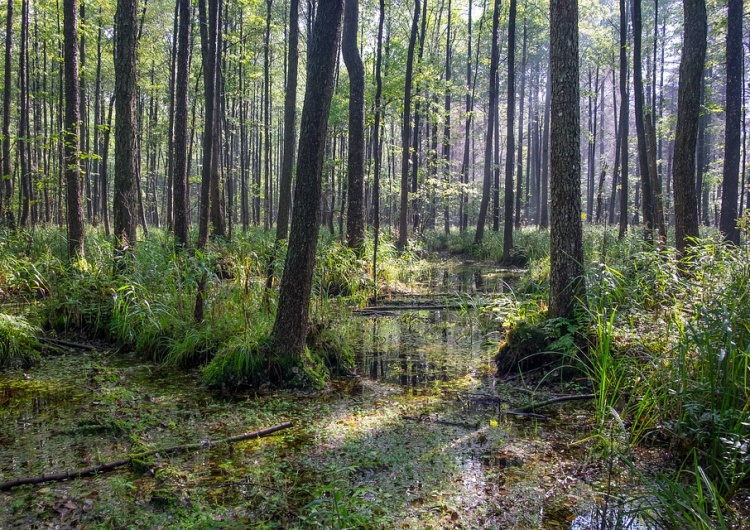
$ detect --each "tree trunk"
[539,66,550,229]
[672,0,706,254]
[633,0,655,241]
[343,0,365,249]
[397,0,420,250]
[1,0,13,226]
[719,0,741,245]
[372,0,385,302]
[270,0,344,369]
[19,0,31,227]
[502,0,517,258]
[276,0,299,241]
[617,0,629,239]
[64,0,85,258]
[173,0,191,248]
[513,17,526,230]
[263,0,273,231]
[114,0,139,248]
[549,0,584,319]
[442,0,452,235]
[474,0,500,245]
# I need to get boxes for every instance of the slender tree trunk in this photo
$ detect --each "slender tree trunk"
[1,0,13,226]
[475,0,499,245]
[397,0,420,250]
[549,0,584,319]
[514,18,526,230]
[276,0,299,241]
[343,0,365,249]
[173,0,191,247]
[672,0,706,254]
[263,0,273,231]
[372,0,385,301]
[442,0,452,235]
[539,67,550,229]
[719,0,742,245]
[64,0,85,257]
[618,0,630,239]
[502,0,517,258]
[19,0,31,227]
[633,0,654,241]
[270,0,344,367]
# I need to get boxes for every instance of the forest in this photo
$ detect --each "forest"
[0,0,749,526]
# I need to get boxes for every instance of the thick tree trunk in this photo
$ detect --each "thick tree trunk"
[719,0,742,245]
[173,0,191,247]
[549,0,584,319]
[114,0,139,248]
[1,0,13,225]
[64,0,85,258]
[672,0,706,254]
[343,0,365,249]
[475,0,500,245]
[270,0,344,366]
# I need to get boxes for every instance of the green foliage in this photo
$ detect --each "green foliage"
[0,313,41,368]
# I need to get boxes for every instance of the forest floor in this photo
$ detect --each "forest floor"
[0,261,665,529]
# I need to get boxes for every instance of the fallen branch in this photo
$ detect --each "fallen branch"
[354,303,482,314]
[466,392,595,416]
[0,422,293,491]
[39,336,98,351]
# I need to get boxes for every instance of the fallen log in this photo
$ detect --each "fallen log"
[466,392,595,416]
[39,336,98,351]
[0,421,293,491]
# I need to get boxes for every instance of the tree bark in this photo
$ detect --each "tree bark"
[502,0,517,257]
[114,0,140,248]
[343,0,365,249]
[672,0,706,254]
[549,0,584,319]
[1,0,13,226]
[475,0,500,245]
[617,0,629,239]
[173,0,191,248]
[719,0,742,245]
[19,0,31,227]
[64,0,85,258]
[270,0,344,367]
[397,0,420,250]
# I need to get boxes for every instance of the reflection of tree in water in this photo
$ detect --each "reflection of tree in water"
[357,308,484,387]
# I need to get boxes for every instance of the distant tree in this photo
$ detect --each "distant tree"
[719,0,742,245]
[63,0,85,258]
[173,0,191,248]
[269,0,344,368]
[113,0,139,248]
[549,0,584,319]
[672,0,706,254]
[343,0,365,249]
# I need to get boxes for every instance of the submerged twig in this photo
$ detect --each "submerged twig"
[0,422,293,491]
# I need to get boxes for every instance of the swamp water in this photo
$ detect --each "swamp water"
[0,262,648,529]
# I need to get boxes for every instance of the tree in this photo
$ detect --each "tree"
[197,0,221,248]
[549,0,584,319]
[276,0,299,242]
[632,0,654,241]
[502,0,517,256]
[397,0,420,250]
[719,0,742,245]
[1,0,13,227]
[343,0,365,249]
[269,0,344,368]
[63,0,84,258]
[474,0,500,245]
[617,0,629,239]
[173,0,191,248]
[113,0,139,248]
[672,0,706,254]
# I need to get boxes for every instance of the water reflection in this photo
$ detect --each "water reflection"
[354,307,487,388]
